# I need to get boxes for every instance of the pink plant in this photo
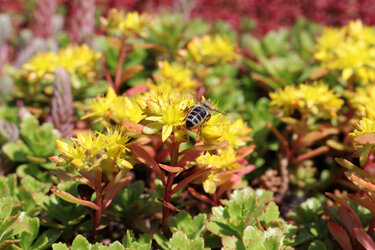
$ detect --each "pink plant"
[33,0,57,38]
[67,0,95,44]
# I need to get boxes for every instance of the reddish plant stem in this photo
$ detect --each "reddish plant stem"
[114,37,127,94]
[162,140,180,234]
[91,168,103,239]
[101,56,114,89]
[291,145,330,165]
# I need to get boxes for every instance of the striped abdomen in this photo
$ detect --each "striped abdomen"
[186,105,207,128]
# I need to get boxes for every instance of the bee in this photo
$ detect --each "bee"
[186,100,221,128]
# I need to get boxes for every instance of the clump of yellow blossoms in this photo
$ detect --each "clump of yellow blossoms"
[83,87,145,124]
[55,127,132,171]
[154,61,199,91]
[21,44,101,84]
[200,113,252,148]
[196,148,241,194]
[345,85,375,116]
[269,81,344,119]
[136,85,194,142]
[315,20,375,84]
[100,9,149,36]
[187,35,239,65]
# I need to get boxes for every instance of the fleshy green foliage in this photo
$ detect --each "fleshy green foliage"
[222,226,292,250]
[243,19,319,89]
[154,211,207,249]
[0,197,28,249]
[122,230,152,250]
[154,230,206,250]
[34,182,88,231]
[288,197,332,248]
[16,213,62,250]
[2,114,60,181]
[0,174,50,215]
[168,211,206,239]
[207,188,295,242]
[52,234,126,250]
[109,181,161,228]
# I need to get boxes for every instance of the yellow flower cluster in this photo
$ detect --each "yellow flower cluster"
[100,9,149,36]
[187,35,239,65]
[155,61,198,91]
[196,148,241,194]
[345,85,375,116]
[83,87,146,124]
[136,85,194,142]
[21,44,101,84]
[269,81,344,118]
[56,127,132,171]
[200,113,252,148]
[315,20,375,84]
[350,115,375,140]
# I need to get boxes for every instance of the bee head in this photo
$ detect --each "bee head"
[201,100,213,110]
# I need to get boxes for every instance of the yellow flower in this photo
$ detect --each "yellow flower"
[187,35,239,65]
[315,20,375,84]
[350,116,375,140]
[156,61,198,91]
[20,44,101,84]
[83,87,146,124]
[269,81,344,118]
[345,85,375,116]
[55,127,132,171]
[22,52,57,83]
[200,114,252,148]
[196,148,242,194]
[100,9,149,36]
[138,85,194,142]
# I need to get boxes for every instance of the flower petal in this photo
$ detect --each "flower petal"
[162,125,173,142]
[143,122,163,135]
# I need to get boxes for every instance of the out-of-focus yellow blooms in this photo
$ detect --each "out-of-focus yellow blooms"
[156,61,198,91]
[100,9,149,36]
[269,81,344,119]
[187,35,239,65]
[21,44,101,85]
[315,20,375,84]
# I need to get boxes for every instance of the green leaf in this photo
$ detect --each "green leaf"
[122,230,151,250]
[71,235,91,250]
[222,236,245,250]
[32,229,63,250]
[308,240,327,250]
[264,202,280,224]
[52,243,69,250]
[18,213,39,249]
[2,141,28,162]
[154,233,170,250]
[169,211,206,239]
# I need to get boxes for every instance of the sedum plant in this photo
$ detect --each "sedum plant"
[267,80,344,201]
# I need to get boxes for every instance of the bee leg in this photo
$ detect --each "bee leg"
[197,114,211,135]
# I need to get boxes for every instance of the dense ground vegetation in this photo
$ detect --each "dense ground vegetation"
[2,1,375,249]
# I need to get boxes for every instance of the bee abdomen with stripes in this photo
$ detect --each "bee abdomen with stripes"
[186,100,214,128]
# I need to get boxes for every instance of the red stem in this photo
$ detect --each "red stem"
[101,56,114,89]
[91,168,103,239]
[162,140,180,233]
[114,37,127,94]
